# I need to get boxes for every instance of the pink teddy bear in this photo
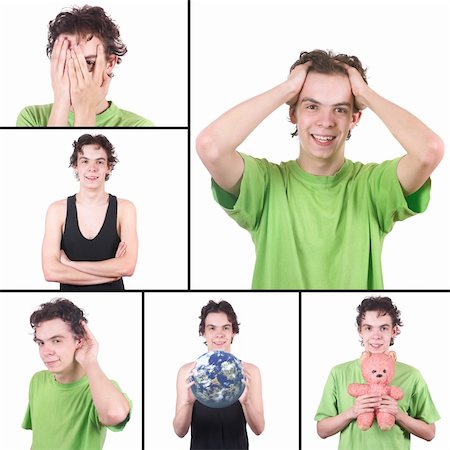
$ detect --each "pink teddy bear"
[348,351,403,431]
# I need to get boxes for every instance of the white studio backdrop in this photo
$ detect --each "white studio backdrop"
[0,0,187,127]
[144,291,300,450]
[0,291,142,450]
[301,291,450,450]
[190,0,450,290]
[0,129,188,290]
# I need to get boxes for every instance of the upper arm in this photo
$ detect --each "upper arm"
[246,363,264,412]
[196,131,245,196]
[397,136,444,196]
[42,202,65,271]
[118,199,138,272]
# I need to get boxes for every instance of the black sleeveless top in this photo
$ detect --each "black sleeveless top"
[190,400,249,450]
[60,194,124,291]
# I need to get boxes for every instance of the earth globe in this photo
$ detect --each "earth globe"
[191,350,245,408]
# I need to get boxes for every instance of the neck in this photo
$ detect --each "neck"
[76,189,109,204]
[69,99,110,115]
[54,362,85,384]
[297,151,345,176]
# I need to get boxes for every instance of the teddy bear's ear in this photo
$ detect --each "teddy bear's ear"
[388,351,397,362]
[360,351,371,361]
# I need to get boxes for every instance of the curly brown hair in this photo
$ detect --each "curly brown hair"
[69,134,119,181]
[46,5,127,64]
[198,300,240,336]
[356,296,403,346]
[30,298,88,339]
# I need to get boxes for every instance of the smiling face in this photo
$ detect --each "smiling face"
[74,144,111,187]
[202,312,236,353]
[290,72,361,174]
[359,310,398,354]
[34,318,81,380]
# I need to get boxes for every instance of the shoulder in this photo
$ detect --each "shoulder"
[241,361,261,376]
[46,199,67,217]
[109,102,154,127]
[117,198,136,216]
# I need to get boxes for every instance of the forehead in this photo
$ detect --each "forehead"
[300,72,353,104]
[59,33,104,55]
[35,318,73,339]
[77,144,108,160]
[361,310,393,326]
[205,312,231,326]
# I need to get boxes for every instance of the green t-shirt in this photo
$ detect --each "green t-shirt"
[16,101,153,127]
[22,370,131,450]
[315,359,440,450]
[212,153,431,290]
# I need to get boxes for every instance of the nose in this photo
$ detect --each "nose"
[316,108,335,128]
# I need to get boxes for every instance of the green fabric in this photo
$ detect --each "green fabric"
[315,359,440,450]
[212,153,431,289]
[16,101,153,127]
[22,370,131,450]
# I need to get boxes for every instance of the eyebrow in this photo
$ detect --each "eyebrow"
[362,323,391,328]
[78,156,107,162]
[34,334,66,342]
[206,323,231,328]
[301,97,352,108]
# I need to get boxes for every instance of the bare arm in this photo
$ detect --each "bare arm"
[346,66,444,195]
[173,362,196,438]
[60,199,138,278]
[317,394,381,439]
[42,201,118,285]
[76,323,130,426]
[380,396,436,441]
[196,63,311,196]
[239,362,265,435]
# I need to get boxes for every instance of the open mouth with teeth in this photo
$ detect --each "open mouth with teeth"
[312,134,336,144]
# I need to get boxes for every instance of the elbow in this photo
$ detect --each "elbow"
[196,131,221,165]
[101,405,130,427]
[42,265,58,282]
[423,135,445,170]
[254,423,265,436]
[316,422,329,439]
[173,422,188,438]
[424,427,435,442]
[120,262,136,277]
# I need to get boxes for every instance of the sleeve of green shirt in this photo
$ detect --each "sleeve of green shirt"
[211,152,271,232]
[314,369,339,421]
[367,157,431,234]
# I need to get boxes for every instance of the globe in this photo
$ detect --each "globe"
[191,350,245,408]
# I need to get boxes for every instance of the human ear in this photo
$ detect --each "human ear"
[289,105,297,124]
[106,55,118,75]
[349,110,362,131]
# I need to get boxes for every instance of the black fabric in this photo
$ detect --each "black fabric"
[60,194,124,291]
[190,400,249,450]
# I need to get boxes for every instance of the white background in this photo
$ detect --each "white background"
[145,292,300,450]
[0,0,187,126]
[0,129,188,290]
[301,292,450,449]
[0,292,142,450]
[190,0,450,290]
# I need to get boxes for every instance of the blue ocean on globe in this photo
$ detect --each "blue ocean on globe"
[191,350,245,408]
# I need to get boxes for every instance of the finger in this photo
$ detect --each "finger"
[93,44,106,83]
[67,54,78,87]
[72,46,88,81]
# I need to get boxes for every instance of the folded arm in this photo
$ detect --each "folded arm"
[42,201,119,285]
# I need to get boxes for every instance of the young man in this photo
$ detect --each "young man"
[42,134,138,291]
[315,296,439,450]
[196,50,444,290]
[173,300,264,449]
[23,298,132,450]
[17,5,153,127]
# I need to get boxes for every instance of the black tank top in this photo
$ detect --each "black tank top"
[60,194,124,291]
[190,400,249,450]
